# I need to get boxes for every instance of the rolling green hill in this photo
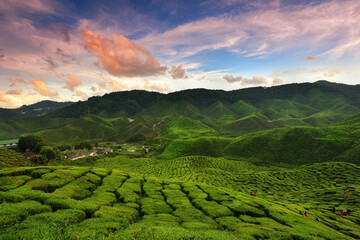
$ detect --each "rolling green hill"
[0,81,359,145]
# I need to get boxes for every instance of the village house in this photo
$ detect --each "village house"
[0,140,18,149]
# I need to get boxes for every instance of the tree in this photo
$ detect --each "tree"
[58,144,72,151]
[75,141,93,150]
[18,135,44,153]
[40,146,56,160]
[30,154,48,164]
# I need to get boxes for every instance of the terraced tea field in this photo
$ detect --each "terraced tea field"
[0,166,359,239]
[71,155,360,207]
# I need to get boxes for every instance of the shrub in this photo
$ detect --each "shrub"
[166,197,192,209]
[83,192,116,206]
[221,200,266,217]
[215,216,245,231]
[0,200,51,228]
[181,221,218,230]
[52,176,95,200]
[0,175,32,191]
[22,209,86,226]
[70,217,129,236]
[117,188,140,203]
[173,206,216,224]
[140,198,172,215]
[39,146,56,161]
[0,192,24,203]
[94,204,139,223]
[30,154,48,164]
[192,199,234,218]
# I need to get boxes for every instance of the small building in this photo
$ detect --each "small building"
[0,139,18,149]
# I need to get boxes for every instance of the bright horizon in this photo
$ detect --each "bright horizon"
[1,0,360,108]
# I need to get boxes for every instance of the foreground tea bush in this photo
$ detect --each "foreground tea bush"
[0,165,359,240]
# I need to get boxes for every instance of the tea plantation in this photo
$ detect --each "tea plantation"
[0,164,359,239]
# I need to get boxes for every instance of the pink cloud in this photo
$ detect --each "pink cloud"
[62,74,81,92]
[0,0,57,14]
[302,55,318,61]
[312,67,341,78]
[0,93,21,107]
[140,0,360,59]
[169,65,188,79]
[48,23,71,43]
[82,30,167,77]
[269,70,284,86]
[133,79,170,93]
[223,74,242,83]
[9,77,28,87]
[6,89,23,95]
[223,74,268,86]
[30,79,58,97]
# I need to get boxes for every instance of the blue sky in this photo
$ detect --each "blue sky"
[0,0,359,108]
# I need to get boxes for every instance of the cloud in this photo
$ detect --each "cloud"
[242,76,268,86]
[82,30,167,77]
[9,77,28,87]
[223,74,268,86]
[6,89,23,95]
[63,74,82,92]
[0,49,4,59]
[75,90,88,100]
[30,79,58,97]
[302,55,318,61]
[0,93,22,107]
[0,0,57,14]
[312,67,341,78]
[140,0,360,59]
[43,56,57,69]
[48,23,71,43]
[134,79,170,93]
[269,70,284,86]
[223,74,242,83]
[169,65,188,79]
[272,78,284,85]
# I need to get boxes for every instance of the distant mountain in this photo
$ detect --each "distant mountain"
[0,100,74,120]
[48,81,360,119]
[0,81,359,144]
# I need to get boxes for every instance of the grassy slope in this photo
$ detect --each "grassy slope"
[159,114,360,165]
[1,88,359,144]
[161,115,215,140]
[0,165,359,239]
[38,116,119,144]
[0,148,32,168]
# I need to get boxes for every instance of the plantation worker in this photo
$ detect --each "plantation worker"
[250,192,254,196]
[304,211,308,216]
[340,210,344,216]
[254,193,257,197]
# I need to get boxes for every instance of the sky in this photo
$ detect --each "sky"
[0,0,360,108]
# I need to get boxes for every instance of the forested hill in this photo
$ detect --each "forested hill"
[0,101,73,120]
[1,81,359,143]
[48,81,360,118]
